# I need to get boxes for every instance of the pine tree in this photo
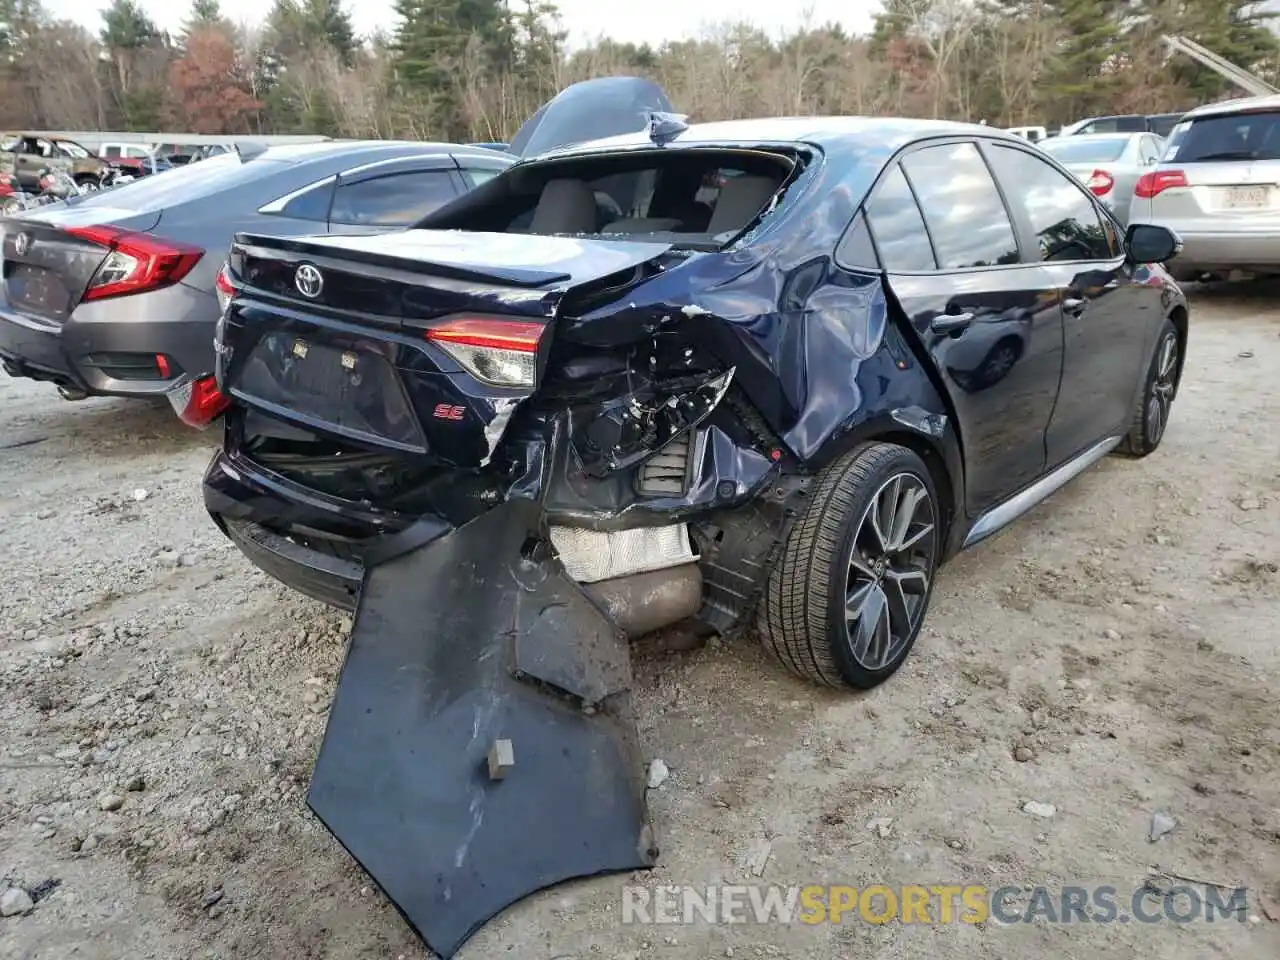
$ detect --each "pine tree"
[180,0,232,47]
[264,0,356,65]
[187,0,223,24]
[1042,0,1126,118]
[100,0,160,49]
[392,0,513,93]
[1143,0,1279,100]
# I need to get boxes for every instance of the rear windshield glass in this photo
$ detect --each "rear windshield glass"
[67,153,288,212]
[1165,111,1280,162]
[1042,138,1128,163]
[421,149,797,249]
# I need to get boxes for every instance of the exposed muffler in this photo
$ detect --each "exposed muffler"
[550,523,703,637]
[583,564,703,637]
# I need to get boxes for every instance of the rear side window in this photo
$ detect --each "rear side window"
[103,146,121,158]
[1168,111,1280,162]
[329,170,459,226]
[863,164,935,271]
[459,167,503,188]
[986,145,1113,262]
[275,179,334,221]
[901,143,1019,269]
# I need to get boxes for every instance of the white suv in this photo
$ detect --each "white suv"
[1128,95,1280,280]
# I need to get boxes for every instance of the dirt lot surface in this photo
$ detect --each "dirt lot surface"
[1,285,1278,960]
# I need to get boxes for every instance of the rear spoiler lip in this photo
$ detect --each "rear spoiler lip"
[232,231,572,289]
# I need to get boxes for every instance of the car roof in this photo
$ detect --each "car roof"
[531,116,1022,161]
[1180,94,1280,121]
[1043,132,1143,143]
[250,140,514,165]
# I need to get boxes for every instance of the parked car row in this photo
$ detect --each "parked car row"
[1029,95,1280,282]
[1039,131,1167,225]
[1128,94,1280,281]
[1,79,1193,960]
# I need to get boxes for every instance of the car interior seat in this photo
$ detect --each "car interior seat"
[706,175,781,236]
[529,178,599,234]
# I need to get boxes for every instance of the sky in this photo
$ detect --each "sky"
[45,0,882,49]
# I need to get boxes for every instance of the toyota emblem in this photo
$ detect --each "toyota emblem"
[13,232,29,257]
[294,263,323,299]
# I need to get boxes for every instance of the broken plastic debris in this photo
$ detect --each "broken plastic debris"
[866,817,894,838]
[646,759,670,789]
[1148,810,1177,842]
[487,739,514,780]
[745,838,772,877]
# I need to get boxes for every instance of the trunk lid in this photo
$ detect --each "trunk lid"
[221,230,673,465]
[508,76,674,158]
[1,207,161,323]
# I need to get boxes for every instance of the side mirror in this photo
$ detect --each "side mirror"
[1125,223,1181,264]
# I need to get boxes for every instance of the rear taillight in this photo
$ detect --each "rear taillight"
[426,317,545,388]
[214,261,236,313]
[65,225,203,303]
[1134,169,1188,199]
[167,374,229,429]
[1085,169,1114,196]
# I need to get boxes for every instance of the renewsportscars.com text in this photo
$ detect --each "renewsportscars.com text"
[621,884,1249,926]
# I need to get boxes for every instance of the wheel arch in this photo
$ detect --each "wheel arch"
[1167,303,1188,395]
[803,411,966,561]
[994,332,1026,360]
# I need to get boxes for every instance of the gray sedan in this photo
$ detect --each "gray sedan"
[1040,132,1166,225]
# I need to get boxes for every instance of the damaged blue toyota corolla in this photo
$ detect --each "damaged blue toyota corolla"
[201,109,1189,956]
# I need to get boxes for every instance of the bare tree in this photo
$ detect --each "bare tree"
[987,1,1060,125]
[20,22,109,129]
[901,0,980,117]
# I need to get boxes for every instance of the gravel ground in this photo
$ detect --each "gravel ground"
[1,285,1277,960]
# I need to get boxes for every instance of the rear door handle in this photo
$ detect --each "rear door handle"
[1062,297,1087,316]
[930,312,975,334]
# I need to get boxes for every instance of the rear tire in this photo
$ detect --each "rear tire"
[1119,318,1179,458]
[757,442,941,689]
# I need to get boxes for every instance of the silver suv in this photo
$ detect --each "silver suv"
[1129,95,1280,280]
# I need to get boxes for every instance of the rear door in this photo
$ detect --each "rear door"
[1146,108,1280,234]
[983,140,1150,464]
[867,139,1064,515]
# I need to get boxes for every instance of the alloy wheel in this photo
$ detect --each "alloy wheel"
[983,344,1016,382]
[844,472,937,670]
[1147,332,1178,445]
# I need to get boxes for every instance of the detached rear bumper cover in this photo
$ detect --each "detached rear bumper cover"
[307,498,656,959]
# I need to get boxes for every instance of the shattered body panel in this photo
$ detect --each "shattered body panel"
[309,498,655,959]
